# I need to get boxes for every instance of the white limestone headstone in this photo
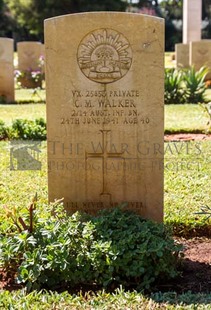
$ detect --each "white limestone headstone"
[45,12,164,222]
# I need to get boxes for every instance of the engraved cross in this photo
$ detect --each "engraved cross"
[85,130,125,198]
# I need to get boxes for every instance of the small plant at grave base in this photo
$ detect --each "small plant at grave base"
[164,68,185,104]
[15,55,45,89]
[0,203,182,292]
[183,66,209,104]
[15,69,44,89]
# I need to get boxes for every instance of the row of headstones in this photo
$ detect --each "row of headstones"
[0,37,44,102]
[175,40,211,79]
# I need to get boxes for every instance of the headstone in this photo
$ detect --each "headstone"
[17,41,42,71]
[40,44,45,74]
[45,12,164,222]
[175,43,189,68]
[183,0,202,44]
[190,40,211,79]
[0,37,14,102]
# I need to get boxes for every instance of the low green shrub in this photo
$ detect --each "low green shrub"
[0,120,9,140]
[0,118,46,140]
[11,118,46,140]
[0,204,182,292]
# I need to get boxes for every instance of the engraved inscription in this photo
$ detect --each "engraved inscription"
[61,88,150,125]
[65,201,144,213]
[77,29,132,83]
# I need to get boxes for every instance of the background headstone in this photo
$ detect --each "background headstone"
[183,0,202,44]
[190,40,211,79]
[0,37,14,102]
[175,43,190,68]
[17,41,42,71]
[45,13,164,222]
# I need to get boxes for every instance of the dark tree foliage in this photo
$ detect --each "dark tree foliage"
[5,0,127,41]
[136,0,158,6]
[0,0,15,37]
[3,0,211,50]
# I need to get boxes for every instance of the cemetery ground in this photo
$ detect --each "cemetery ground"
[0,90,211,309]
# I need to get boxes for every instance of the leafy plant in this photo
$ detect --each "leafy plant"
[15,56,45,89]
[0,118,46,140]
[0,120,9,140]
[164,67,209,104]
[10,118,46,140]
[183,66,209,103]
[164,68,185,104]
[0,205,182,292]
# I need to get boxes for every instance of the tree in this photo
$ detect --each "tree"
[6,0,127,41]
[159,0,182,51]
[0,0,15,37]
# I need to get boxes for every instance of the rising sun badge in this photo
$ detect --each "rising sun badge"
[77,28,132,84]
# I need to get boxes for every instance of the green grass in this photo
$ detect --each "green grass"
[0,287,211,309]
[15,87,46,103]
[165,52,176,68]
[0,141,48,211]
[0,102,46,126]
[164,140,211,236]
[165,104,210,133]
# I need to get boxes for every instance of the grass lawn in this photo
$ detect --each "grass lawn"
[0,102,46,126]
[165,104,210,133]
[164,140,211,235]
[165,52,176,68]
[15,87,46,103]
[0,288,211,309]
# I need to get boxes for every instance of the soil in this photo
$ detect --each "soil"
[0,134,210,294]
[158,237,211,294]
[164,133,211,142]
